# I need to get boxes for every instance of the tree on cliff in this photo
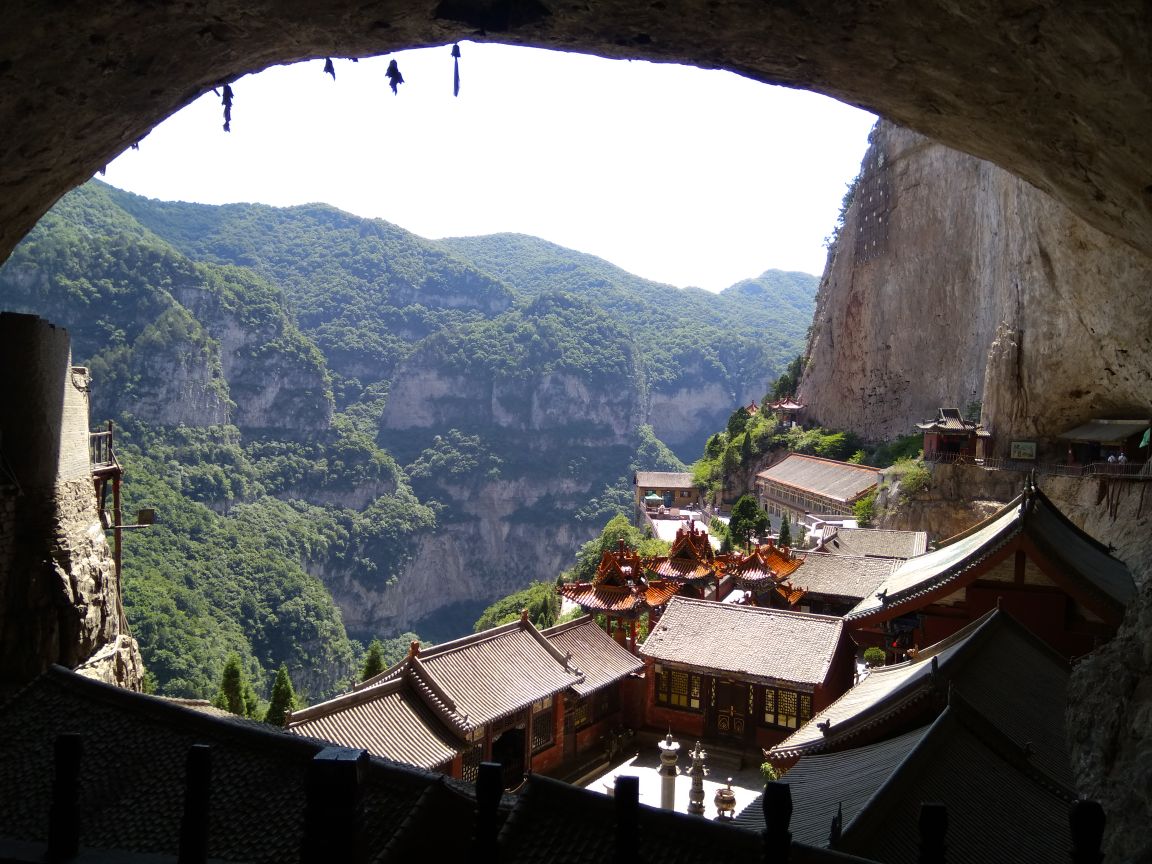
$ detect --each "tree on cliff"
[361,639,386,681]
[214,653,259,718]
[729,495,769,550]
[264,664,297,727]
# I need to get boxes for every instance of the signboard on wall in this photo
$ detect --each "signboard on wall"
[1010,441,1037,460]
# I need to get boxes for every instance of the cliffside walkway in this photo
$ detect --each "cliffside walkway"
[926,452,1151,481]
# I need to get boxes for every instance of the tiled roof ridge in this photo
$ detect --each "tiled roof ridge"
[668,594,843,625]
[520,617,587,679]
[1025,482,1118,558]
[405,659,472,735]
[540,614,595,637]
[932,491,1024,550]
[844,521,1021,621]
[31,666,328,757]
[289,674,410,725]
[943,685,1077,801]
[770,610,1004,759]
[760,452,881,474]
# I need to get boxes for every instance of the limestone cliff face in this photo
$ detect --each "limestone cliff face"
[802,121,1152,452]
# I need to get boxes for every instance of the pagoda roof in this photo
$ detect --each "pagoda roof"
[722,543,803,584]
[557,579,681,616]
[757,454,880,504]
[640,596,845,687]
[758,699,1075,863]
[768,608,1071,779]
[818,527,928,559]
[845,481,1135,626]
[915,407,981,433]
[542,616,645,696]
[646,557,715,583]
[769,396,806,411]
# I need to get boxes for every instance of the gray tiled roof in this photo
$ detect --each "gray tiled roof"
[769,609,1072,782]
[0,667,486,864]
[847,485,1134,622]
[288,677,460,770]
[792,551,897,601]
[757,454,879,504]
[542,616,645,696]
[819,527,928,559]
[748,701,1075,863]
[639,596,844,687]
[634,471,695,488]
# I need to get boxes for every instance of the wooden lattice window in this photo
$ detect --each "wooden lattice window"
[763,687,812,729]
[531,697,555,753]
[656,668,702,712]
[460,739,484,782]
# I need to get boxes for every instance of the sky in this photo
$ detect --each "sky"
[102,43,876,293]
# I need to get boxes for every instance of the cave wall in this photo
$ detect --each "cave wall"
[802,121,1152,452]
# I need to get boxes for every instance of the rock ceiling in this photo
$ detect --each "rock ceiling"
[2,1,1150,267]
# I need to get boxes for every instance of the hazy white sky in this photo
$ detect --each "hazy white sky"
[103,43,876,292]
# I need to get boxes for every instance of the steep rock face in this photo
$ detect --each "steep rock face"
[325,474,591,634]
[647,373,737,455]
[802,122,1152,451]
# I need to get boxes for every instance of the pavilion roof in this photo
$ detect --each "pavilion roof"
[915,407,981,433]
[640,596,845,687]
[756,454,879,504]
[1058,418,1149,443]
[768,396,806,411]
[845,481,1134,626]
[557,580,680,616]
[722,543,803,583]
[634,471,696,489]
[768,608,1071,780]
[542,616,645,696]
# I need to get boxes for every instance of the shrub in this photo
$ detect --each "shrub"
[863,646,886,668]
[854,490,877,527]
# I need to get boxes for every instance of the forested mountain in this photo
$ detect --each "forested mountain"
[0,180,817,703]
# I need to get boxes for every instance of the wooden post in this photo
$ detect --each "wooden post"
[473,761,502,864]
[614,775,639,864]
[46,733,82,863]
[178,744,212,864]
[1069,799,1105,864]
[762,781,792,863]
[301,746,367,864]
[918,801,948,864]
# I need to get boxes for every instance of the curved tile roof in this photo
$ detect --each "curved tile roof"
[756,454,879,504]
[542,616,645,696]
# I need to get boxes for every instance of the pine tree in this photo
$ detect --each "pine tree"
[213,653,258,718]
[264,664,297,727]
[361,639,386,682]
[779,514,792,548]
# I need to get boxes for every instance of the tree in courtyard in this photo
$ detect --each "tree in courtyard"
[264,664,297,727]
[213,653,258,718]
[729,494,769,550]
[779,513,792,548]
[361,639,386,682]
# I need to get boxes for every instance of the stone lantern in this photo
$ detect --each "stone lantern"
[687,741,708,816]
[657,732,680,811]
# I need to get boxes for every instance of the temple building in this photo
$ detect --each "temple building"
[287,612,643,787]
[756,454,880,523]
[787,551,899,617]
[557,541,679,651]
[638,596,856,752]
[645,521,721,599]
[1058,417,1150,465]
[633,470,697,513]
[915,407,990,460]
[716,542,805,608]
[767,396,806,428]
[843,480,1135,660]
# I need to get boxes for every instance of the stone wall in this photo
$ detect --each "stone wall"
[0,313,142,692]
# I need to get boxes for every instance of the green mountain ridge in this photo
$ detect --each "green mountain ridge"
[0,179,817,704]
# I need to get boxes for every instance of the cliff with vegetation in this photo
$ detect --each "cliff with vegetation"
[0,181,816,695]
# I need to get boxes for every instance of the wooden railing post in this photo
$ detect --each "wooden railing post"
[301,746,367,864]
[762,781,792,863]
[1070,799,1105,864]
[473,761,503,864]
[46,733,82,863]
[178,744,212,864]
[918,801,948,864]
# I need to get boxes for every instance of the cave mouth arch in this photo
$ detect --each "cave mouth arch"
[2,2,1150,267]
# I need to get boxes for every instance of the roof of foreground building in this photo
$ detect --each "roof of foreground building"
[757,454,880,505]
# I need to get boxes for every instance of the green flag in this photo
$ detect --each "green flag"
[1141,427,1150,449]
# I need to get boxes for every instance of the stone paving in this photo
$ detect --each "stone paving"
[579,736,767,824]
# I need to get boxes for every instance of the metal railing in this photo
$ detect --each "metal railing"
[924,452,1150,480]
